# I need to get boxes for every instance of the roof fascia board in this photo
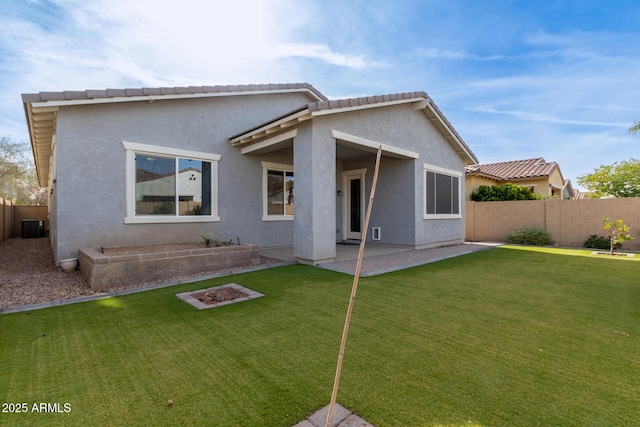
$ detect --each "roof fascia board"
[331,129,419,160]
[311,97,425,117]
[29,87,323,109]
[230,109,311,145]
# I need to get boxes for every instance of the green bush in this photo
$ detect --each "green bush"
[470,183,543,201]
[583,234,615,250]
[506,227,551,246]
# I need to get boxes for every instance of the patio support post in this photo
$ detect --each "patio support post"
[293,124,336,264]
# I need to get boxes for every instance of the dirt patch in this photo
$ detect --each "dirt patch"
[0,238,282,310]
[590,251,635,257]
[192,287,249,305]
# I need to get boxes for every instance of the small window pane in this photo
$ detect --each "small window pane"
[178,158,212,215]
[426,171,435,214]
[435,173,452,214]
[135,155,176,215]
[267,170,285,215]
[452,176,459,214]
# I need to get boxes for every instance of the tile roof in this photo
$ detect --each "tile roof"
[307,91,429,112]
[21,83,328,104]
[465,158,559,180]
[22,83,327,187]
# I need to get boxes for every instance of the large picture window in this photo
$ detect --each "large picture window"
[262,161,294,220]
[423,164,461,219]
[135,155,212,216]
[123,141,220,223]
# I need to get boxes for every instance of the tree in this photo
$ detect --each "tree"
[577,158,640,198]
[602,217,634,255]
[0,136,45,205]
[630,121,640,135]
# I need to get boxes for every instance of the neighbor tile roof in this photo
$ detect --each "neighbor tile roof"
[21,83,328,103]
[465,158,559,180]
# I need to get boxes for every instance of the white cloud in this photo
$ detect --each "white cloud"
[268,43,371,69]
[419,48,504,61]
[469,105,629,128]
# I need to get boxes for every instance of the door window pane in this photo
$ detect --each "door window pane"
[267,170,285,215]
[285,171,294,215]
[350,178,361,232]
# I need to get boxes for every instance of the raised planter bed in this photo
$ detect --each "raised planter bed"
[79,242,260,291]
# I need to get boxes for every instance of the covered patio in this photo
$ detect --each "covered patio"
[229,96,428,266]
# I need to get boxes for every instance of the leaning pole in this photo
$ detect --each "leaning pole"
[325,145,383,427]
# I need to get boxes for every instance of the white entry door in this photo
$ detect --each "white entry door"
[344,169,366,240]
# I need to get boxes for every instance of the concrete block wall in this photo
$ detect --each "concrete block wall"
[466,198,640,251]
[79,243,260,290]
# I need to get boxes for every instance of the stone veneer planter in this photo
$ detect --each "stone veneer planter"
[79,243,260,291]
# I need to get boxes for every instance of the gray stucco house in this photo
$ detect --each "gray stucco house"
[22,83,478,265]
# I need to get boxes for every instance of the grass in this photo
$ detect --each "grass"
[1,246,639,426]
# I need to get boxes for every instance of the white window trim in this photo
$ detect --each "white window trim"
[122,141,221,224]
[423,163,462,220]
[262,161,294,221]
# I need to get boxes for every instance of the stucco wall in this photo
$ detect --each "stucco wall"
[466,198,640,250]
[314,103,466,249]
[51,92,471,263]
[52,92,310,263]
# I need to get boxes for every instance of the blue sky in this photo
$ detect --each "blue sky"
[2,0,639,190]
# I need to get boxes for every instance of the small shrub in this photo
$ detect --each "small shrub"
[602,216,634,255]
[506,227,551,246]
[470,183,543,202]
[583,234,614,250]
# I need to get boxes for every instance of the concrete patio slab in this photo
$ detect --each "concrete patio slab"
[259,243,413,263]
[317,242,500,276]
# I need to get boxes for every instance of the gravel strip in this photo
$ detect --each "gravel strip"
[0,238,283,310]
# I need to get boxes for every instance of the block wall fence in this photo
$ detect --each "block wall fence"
[465,198,640,251]
[0,197,12,243]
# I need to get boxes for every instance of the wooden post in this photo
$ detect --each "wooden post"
[325,145,383,427]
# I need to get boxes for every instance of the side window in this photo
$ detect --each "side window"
[424,165,461,219]
[262,161,294,220]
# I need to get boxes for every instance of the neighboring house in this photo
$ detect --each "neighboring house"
[465,158,573,200]
[22,83,478,266]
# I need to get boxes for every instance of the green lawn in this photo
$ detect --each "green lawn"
[1,246,639,426]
